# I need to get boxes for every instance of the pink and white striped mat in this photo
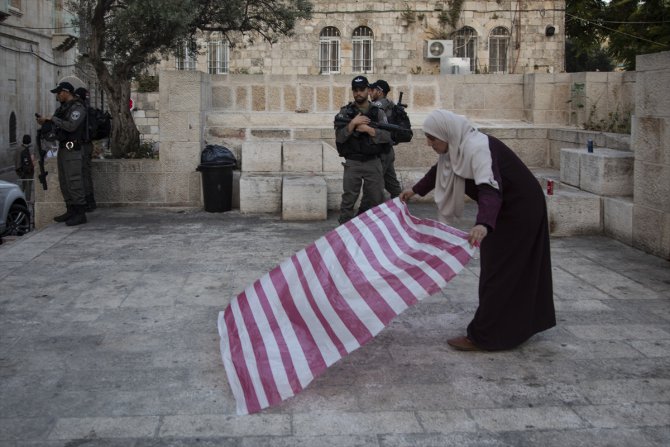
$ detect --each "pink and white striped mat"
[217,198,474,415]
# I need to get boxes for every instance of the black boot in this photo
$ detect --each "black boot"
[65,205,87,226]
[54,205,74,223]
[85,195,97,212]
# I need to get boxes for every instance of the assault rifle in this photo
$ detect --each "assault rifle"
[35,128,48,191]
[334,116,409,134]
[397,91,408,109]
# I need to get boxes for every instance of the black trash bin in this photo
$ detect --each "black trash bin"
[197,162,235,212]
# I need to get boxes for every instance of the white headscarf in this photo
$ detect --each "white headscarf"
[422,110,499,221]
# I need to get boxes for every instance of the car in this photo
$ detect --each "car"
[0,180,31,238]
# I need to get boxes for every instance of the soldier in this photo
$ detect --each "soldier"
[368,79,405,199]
[334,76,393,224]
[36,81,88,226]
[75,87,97,212]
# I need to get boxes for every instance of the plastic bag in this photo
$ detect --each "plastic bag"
[201,144,237,167]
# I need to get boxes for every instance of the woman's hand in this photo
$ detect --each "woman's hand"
[399,189,415,203]
[468,224,488,248]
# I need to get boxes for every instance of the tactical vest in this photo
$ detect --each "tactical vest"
[335,103,390,161]
[54,100,87,145]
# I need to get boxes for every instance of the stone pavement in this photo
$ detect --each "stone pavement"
[0,204,669,447]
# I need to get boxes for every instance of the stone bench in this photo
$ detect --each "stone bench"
[560,147,634,196]
[282,175,328,220]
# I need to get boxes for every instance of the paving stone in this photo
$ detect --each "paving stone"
[0,204,668,446]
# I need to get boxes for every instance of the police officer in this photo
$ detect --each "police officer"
[334,76,393,224]
[36,81,88,226]
[368,79,402,199]
[75,87,97,212]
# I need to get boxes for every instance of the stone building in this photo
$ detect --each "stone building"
[0,0,78,173]
[158,0,565,76]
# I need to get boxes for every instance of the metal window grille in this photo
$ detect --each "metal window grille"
[207,41,229,74]
[176,44,196,71]
[319,27,341,74]
[453,27,478,73]
[352,26,374,73]
[489,27,510,73]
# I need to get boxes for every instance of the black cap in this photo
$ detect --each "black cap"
[50,81,75,94]
[370,80,390,95]
[75,87,90,100]
[22,134,31,145]
[351,76,369,89]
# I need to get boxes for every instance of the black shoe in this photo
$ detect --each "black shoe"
[66,205,87,226]
[85,195,97,212]
[54,205,74,223]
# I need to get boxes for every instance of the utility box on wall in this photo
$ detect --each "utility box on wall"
[440,57,471,74]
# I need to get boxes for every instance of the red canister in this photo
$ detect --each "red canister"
[547,179,554,195]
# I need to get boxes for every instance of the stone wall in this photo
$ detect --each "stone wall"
[631,51,670,259]
[131,92,160,144]
[157,0,565,76]
[0,0,78,173]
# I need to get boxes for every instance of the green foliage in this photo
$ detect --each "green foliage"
[136,74,159,93]
[438,0,464,29]
[566,0,670,71]
[68,0,313,156]
[400,3,417,25]
[566,0,608,57]
[603,0,670,70]
[584,104,631,134]
[118,140,159,159]
[565,40,614,72]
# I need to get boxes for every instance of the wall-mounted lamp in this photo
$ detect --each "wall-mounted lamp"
[545,25,556,37]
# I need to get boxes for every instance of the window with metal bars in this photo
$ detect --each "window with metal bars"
[319,27,341,74]
[489,27,510,73]
[452,27,478,73]
[176,43,196,71]
[207,40,229,74]
[352,26,373,73]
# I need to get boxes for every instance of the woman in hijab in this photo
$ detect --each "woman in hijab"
[399,110,555,351]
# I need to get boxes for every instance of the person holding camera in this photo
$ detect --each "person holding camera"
[36,81,88,226]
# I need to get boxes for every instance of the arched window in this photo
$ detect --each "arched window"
[352,26,373,73]
[319,27,340,74]
[489,27,510,73]
[452,27,478,73]
[9,112,17,144]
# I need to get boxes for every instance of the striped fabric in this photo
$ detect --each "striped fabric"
[217,198,474,415]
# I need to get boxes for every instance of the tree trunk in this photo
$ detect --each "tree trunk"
[87,0,140,158]
[105,78,140,158]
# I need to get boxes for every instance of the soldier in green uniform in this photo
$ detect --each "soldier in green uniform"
[36,81,88,226]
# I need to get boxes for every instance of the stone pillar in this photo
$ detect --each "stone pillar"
[158,70,209,206]
[631,51,670,259]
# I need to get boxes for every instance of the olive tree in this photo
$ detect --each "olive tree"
[71,0,313,157]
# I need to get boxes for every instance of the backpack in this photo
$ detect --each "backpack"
[85,106,112,141]
[18,147,34,178]
[388,104,413,143]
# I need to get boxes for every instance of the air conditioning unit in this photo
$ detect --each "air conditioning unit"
[426,40,453,59]
[440,57,471,75]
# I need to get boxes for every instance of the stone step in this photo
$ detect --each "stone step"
[531,167,561,194]
[560,147,634,196]
[546,184,602,237]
